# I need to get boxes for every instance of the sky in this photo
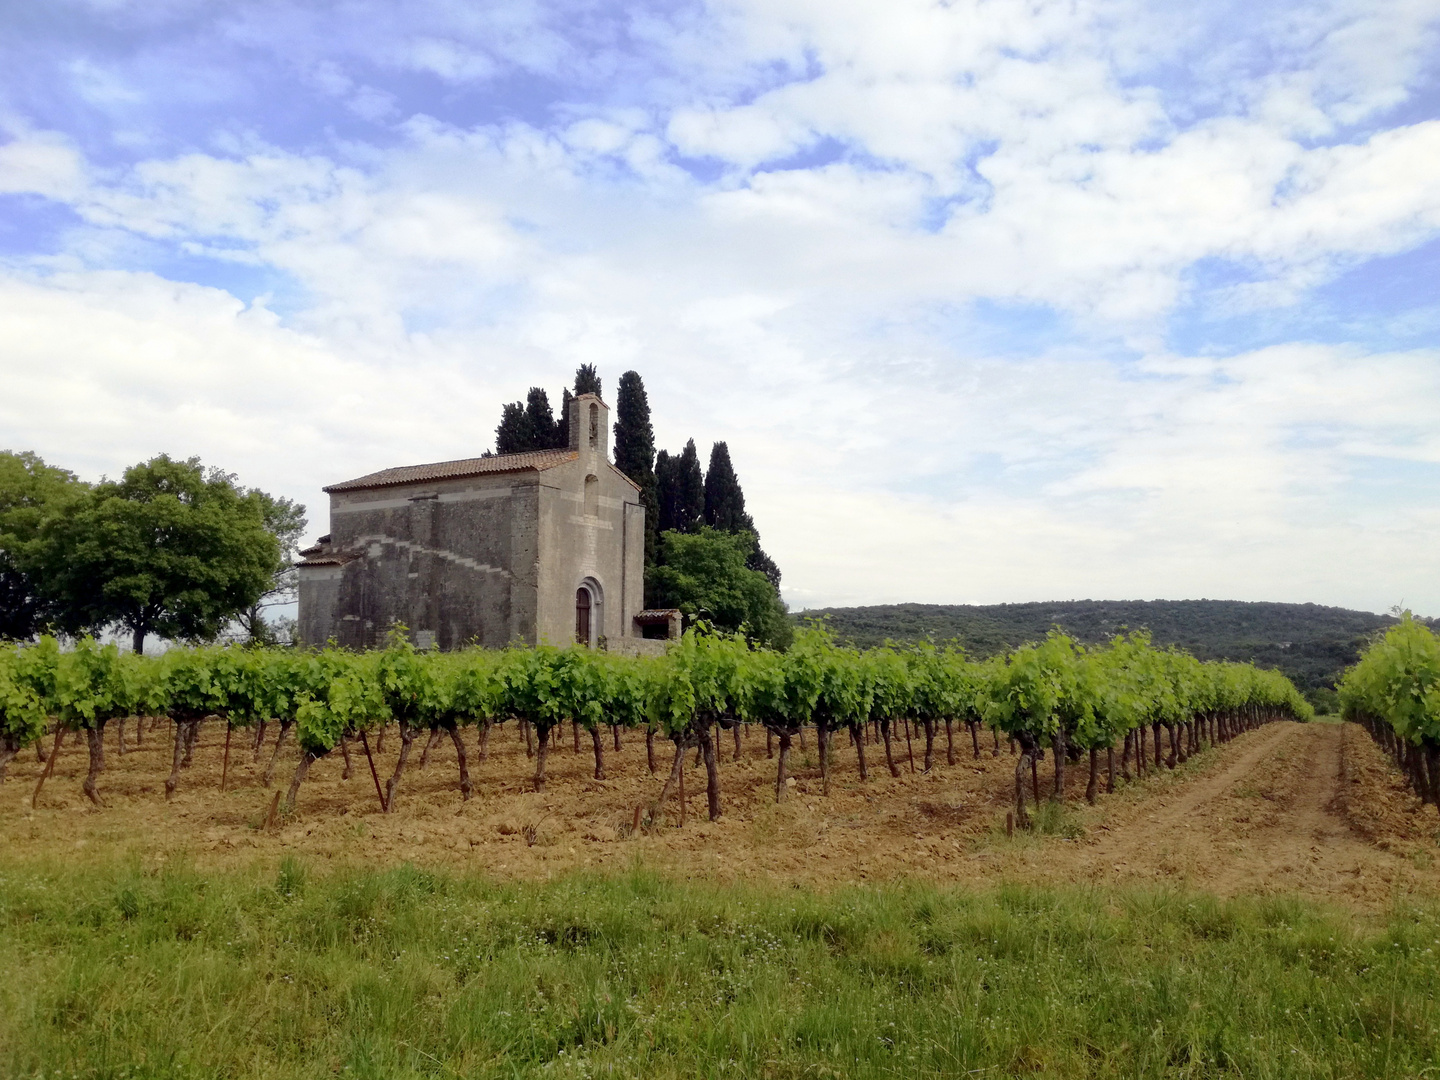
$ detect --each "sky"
[1,0,1438,617]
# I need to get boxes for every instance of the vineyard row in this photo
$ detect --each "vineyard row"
[2,626,1313,826]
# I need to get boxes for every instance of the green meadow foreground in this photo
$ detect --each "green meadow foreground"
[3,721,1440,1078]
[2,860,1440,1080]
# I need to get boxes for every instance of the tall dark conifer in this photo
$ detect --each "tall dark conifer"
[574,364,602,397]
[674,439,705,533]
[654,450,677,534]
[613,371,658,567]
[524,388,560,450]
[703,442,747,531]
[495,401,530,455]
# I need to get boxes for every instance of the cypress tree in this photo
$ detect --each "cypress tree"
[703,442,748,531]
[574,364,602,398]
[558,388,574,447]
[654,450,677,534]
[674,439,705,533]
[494,401,530,455]
[613,371,658,567]
[523,388,560,450]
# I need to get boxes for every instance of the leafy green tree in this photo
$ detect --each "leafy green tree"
[613,371,659,567]
[647,527,791,648]
[37,454,279,654]
[0,451,88,640]
[233,492,307,646]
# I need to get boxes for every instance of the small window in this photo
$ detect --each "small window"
[584,474,599,516]
[588,403,599,447]
[575,587,592,646]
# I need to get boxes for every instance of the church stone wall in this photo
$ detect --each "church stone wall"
[298,472,537,650]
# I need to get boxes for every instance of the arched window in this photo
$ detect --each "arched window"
[575,587,592,646]
[584,474,599,516]
[588,403,599,447]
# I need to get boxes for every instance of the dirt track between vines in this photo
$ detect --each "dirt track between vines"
[3,718,1438,909]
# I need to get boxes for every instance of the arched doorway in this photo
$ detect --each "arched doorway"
[575,587,591,646]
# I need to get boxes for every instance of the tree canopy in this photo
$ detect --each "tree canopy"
[36,454,281,653]
[647,526,791,648]
[612,370,658,567]
[0,451,87,640]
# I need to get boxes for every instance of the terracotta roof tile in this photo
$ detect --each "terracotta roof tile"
[324,448,577,492]
[634,609,682,621]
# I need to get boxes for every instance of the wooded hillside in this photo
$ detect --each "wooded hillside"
[795,599,1400,696]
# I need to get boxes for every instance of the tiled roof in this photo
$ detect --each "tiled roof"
[634,609,682,622]
[324,448,577,492]
[297,552,360,567]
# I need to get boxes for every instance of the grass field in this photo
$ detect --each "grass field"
[2,858,1438,1079]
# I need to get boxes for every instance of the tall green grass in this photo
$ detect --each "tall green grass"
[1,857,1436,1078]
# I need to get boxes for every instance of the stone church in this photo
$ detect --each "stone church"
[297,393,669,651]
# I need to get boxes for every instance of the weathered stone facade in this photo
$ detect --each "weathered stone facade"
[297,393,650,650]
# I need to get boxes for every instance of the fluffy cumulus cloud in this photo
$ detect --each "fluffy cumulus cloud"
[1,0,1438,614]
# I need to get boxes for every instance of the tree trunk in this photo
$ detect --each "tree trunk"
[449,726,473,801]
[1121,730,1133,781]
[284,751,318,813]
[419,727,442,770]
[818,721,832,795]
[945,718,955,765]
[850,724,868,781]
[165,720,187,800]
[1086,748,1098,804]
[1166,724,1179,769]
[881,718,900,777]
[263,720,294,787]
[646,726,656,773]
[181,718,200,767]
[479,720,492,760]
[591,725,606,780]
[657,738,684,818]
[533,723,551,792]
[775,730,792,801]
[733,722,742,761]
[132,624,145,656]
[30,728,64,807]
[1153,722,1163,769]
[339,735,352,780]
[252,720,267,763]
[701,723,722,821]
[1052,729,1066,801]
[83,724,106,807]
[1014,749,1031,829]
[613,724,622,752]
[922,718,937,773]
[573,720,581,752]
[1136,725,1146,774]
[970,721,981,760]
[904,717,916,772]
[384,723,418,811]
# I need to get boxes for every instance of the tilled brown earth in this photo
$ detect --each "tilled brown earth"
[3,718,1437,909]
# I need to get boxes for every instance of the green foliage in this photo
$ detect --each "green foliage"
[53,638,146,732]
[0,638,51,751]
[647,526,791,648]
[35,454,280,654]
[6,863,1439,1080]
[611,370,659,568]
[0,451,89,640]
[1340,613,1440,745]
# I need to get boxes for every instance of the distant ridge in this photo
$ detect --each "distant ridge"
[793,599,1400,697]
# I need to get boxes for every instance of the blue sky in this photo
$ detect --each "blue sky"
[1,0,1438,614]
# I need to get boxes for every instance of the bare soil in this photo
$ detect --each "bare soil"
[3,718,1437,910]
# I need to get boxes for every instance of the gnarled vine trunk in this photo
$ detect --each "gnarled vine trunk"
[701,722,722,820]
[591,725,606,780]
[263,720,294,787]
[449,726,472,801]
[384,722,419,811]
[880,718,900,777]
[532,722,551,791]
[284,750,319,813]
[849,723,868,781]
[83,724,106,807]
